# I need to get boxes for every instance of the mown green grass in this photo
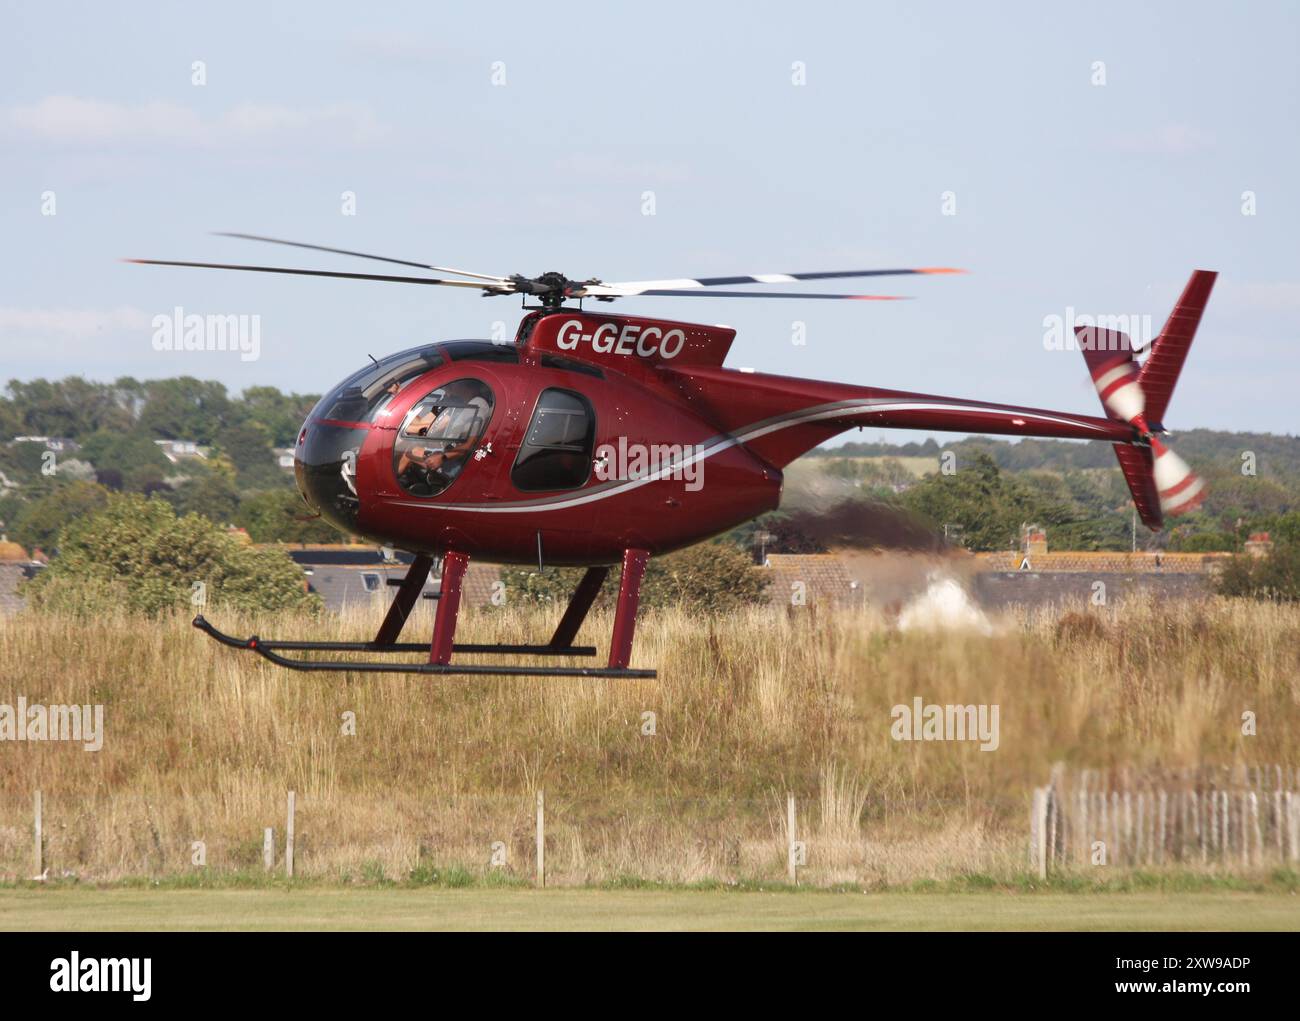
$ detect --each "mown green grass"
[3,887,1297,932]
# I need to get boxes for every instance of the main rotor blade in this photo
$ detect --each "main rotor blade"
[603,288,911,300]
[124,259,498,289]
[598,266,964,295]
[212,232,510,283]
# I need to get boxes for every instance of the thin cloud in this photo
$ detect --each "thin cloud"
[0,305,153,339]
[4,96,387,148]
[552,151,692,184]
[343,31,460,63]
[1217,280,1300,313]
[1108,123,1215,155]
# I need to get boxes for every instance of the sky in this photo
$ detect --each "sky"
[1,0,1297,442]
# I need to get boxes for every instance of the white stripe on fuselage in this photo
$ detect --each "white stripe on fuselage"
[389,398,1112,514]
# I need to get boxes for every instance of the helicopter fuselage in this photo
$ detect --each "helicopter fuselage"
[295,310,784,564]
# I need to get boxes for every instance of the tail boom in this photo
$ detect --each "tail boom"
[659,268,1212,531]
[661,365,1135,468]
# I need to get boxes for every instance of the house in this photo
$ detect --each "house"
[154,439,207,463]
[274,447,295,470]
[0,540,41,616]
[281,545,502,613]
[1244,532,1273,557]
[762,553,861,608]
[11,436,79,453]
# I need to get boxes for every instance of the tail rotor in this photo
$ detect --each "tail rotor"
[1076,271,1217,529]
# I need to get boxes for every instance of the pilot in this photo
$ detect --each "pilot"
[396,398,487,482]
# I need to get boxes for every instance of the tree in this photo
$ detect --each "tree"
[168,471,241,524]
[238,386,319,447]
[137,378,232,443]
[211,419,284,489]
[1169,530,1237,553]
[2,377,135,437]
[903,453,1041,551]
[10,480,110,553]
[25,493,318,615]
[501,541,768,613]
[236,489,338,543]
[0,440,49,486]
[78,429,172,491]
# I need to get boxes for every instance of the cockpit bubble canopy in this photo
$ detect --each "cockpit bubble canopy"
[393,378,494,497]
[312,345,445,423]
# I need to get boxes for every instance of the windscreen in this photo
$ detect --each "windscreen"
[311,346,445,423]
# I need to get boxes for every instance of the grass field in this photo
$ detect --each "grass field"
[3,592,1299,888]
[2,887,1296,931]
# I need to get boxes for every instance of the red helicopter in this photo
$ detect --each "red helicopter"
[130,234,1215,678]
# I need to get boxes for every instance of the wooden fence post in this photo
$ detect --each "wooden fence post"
[1046,787,1058,869]
[535,789,545,888]
[1287,792,1299,865]
[286,791,296,878]
[33,790,43,880]
[1157,790,1168,866]
[1031,787,1048,879]
[787,794,799,885]
[1110,791,1121,866]
[1221,787,1229,859]
[1077,788,1088,868]
[1274,789,1284,860]
[263,827,275,871]
[1249,792,1262,869]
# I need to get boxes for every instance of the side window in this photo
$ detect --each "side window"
[511,388,595,492]
[393,378,493,497]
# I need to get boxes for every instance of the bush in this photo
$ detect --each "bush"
[1214,540,1300,602]
[1170,530,1238,553]
[24,492,319,615]
[501,541,768,613]
[639,542,769,612]
[235,489,340,544]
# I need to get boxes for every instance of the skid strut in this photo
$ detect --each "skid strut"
[191,548,656,677]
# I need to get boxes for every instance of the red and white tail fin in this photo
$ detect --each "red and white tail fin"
[1076,270,1216,529]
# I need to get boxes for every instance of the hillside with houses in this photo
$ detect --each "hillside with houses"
[2,376,1299,616]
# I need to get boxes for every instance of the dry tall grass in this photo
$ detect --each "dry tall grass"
[1,593,1298,885]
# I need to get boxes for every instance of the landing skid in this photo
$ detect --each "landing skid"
[192,550,656,678]
[193,615,597,657]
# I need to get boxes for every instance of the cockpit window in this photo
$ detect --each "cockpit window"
[511,388,595,492]
[315,346,445,422]
[393,378,494,497]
